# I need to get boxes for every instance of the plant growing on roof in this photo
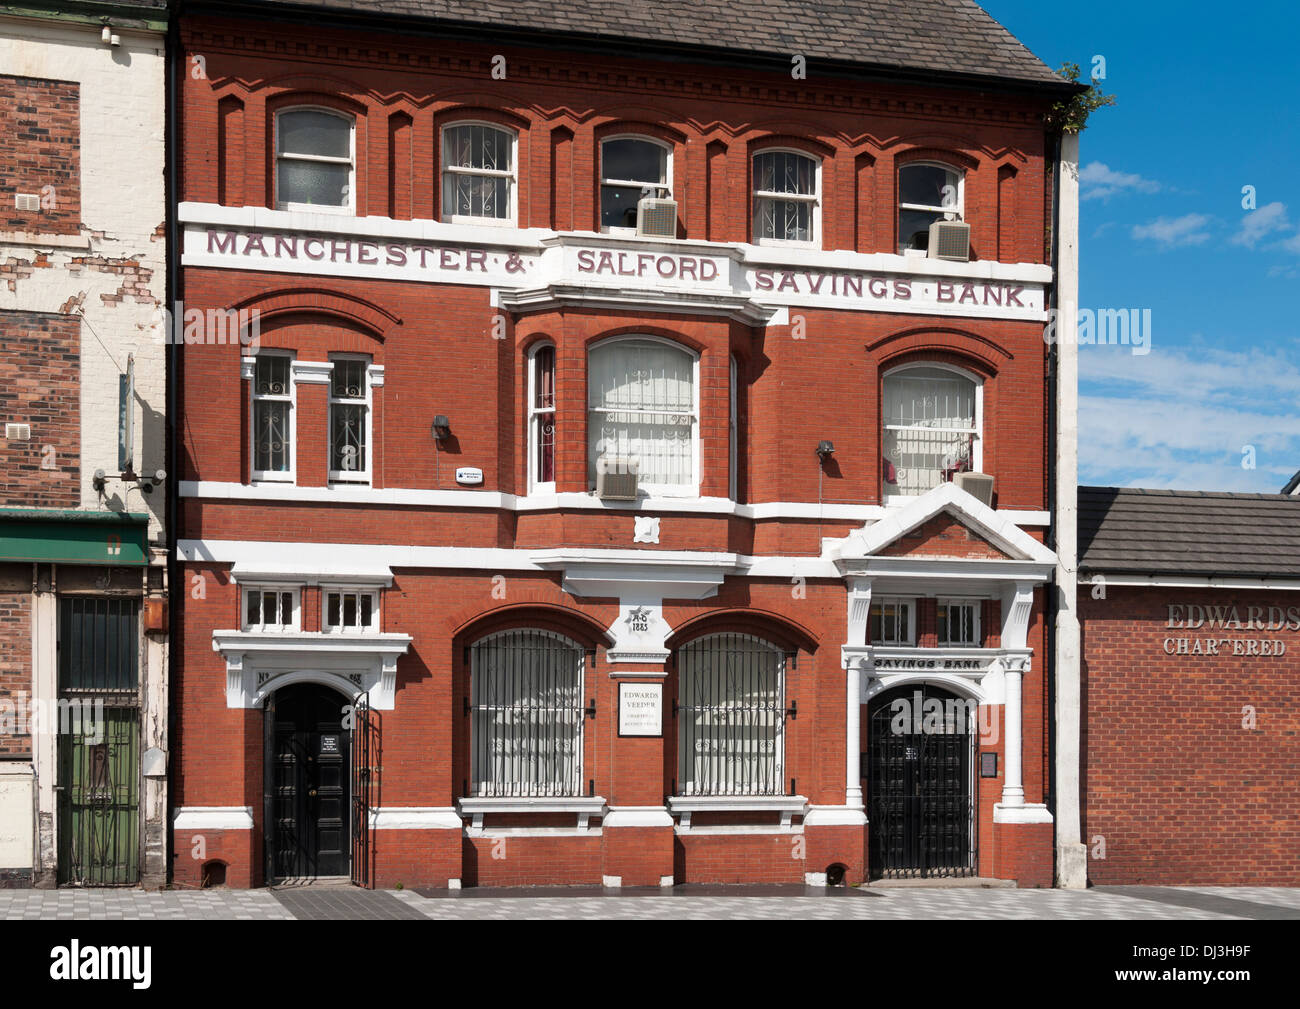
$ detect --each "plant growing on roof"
[1046,63,1117,133]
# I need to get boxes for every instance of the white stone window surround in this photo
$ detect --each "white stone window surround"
[456,795,608,834]
[752,147,822,249]
[245,351,297,483]
[526,341,557,494]
[668,794,808,832]
[440,121,518,227]
[274,106,356,215]
[327,353,373,485]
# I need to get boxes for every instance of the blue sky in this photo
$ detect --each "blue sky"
[981,1,1300,493]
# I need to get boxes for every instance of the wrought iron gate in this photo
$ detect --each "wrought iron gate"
[56,597,141,886]
[350,692,377,888]
[867,684,976,879]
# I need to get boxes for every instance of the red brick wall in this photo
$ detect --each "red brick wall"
[0,75,80,235]
[879,514,1009,559]
[0,589,31,758]
[0,312,80,506]
[1081,587,1300,884]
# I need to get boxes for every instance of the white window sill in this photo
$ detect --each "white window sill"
[457,795,608,832]
[669,794,807,829]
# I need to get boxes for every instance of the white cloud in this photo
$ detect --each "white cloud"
[1280,230,1300,255]
[1230,201,1291,247]
[1080,161,1161,201]
[1131,213,1212,247]
[1079,345,1300,493]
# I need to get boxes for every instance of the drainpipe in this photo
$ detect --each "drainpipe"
[164,1,184,887]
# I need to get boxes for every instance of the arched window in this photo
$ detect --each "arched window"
[588,337,698,494]
[600,136,671,232]
[677,633,788,796]
[527,342,556,493]
[882,364,981,499]
[898,162,964,253]
[469,629,586,797]
[275,108,354,212]
[441,122,516,224]
[752,149,820,246]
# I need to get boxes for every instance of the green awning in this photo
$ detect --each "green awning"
[0,510,150,566]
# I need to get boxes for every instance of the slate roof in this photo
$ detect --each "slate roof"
[230,0,1069,89]
[1282,470,1300,495]
[1078,486,1300,579]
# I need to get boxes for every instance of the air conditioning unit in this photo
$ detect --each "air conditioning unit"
[928,220,971,262]
[595,463,639,501]
[953,471,994,506]
[636,197,678,238]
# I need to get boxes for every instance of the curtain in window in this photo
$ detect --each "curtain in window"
[588,339,695,488]
[470,630,584,797]
[882,367,976,496]
[677,634,785,796]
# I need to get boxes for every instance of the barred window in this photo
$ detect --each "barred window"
[882,365,980,499]
[323,590,376,633]
[442,123,515,223]
[937,600,980,647]
[275,108,354,212]
[588,337,697,493]
[753,150,819,246]
[869,599,915,646]
[469,629,586,797]
[677,634,788,796]
[329,357,370,483]
[251,354,293,480]
[528,343,556,491]
[243,588,298,632]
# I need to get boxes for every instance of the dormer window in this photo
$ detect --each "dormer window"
[898,162,963,254]
[275,108,354,212]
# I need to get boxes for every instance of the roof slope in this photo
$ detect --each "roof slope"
[235,0,1066,87]
[1078,486,1300,578]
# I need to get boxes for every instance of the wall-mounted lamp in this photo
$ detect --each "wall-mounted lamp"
[431,415,451,442]
[816,440,835,459]
[101,25,121,46]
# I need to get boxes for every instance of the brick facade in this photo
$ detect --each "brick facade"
[0,75,80,236]
[173,10,1061,890]
[1081,587,1300,885]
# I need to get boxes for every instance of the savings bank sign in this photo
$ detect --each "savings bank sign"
[183,219,1048,322]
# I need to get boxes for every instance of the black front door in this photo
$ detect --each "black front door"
[267,684,350,880]
[867,684,976,879]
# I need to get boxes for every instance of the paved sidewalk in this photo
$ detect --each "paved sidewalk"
[1,884,1297,920]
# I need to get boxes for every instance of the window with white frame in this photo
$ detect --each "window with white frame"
[329,357,370,483]
[869,599,915,646]
[600,136,671,232]
[322,589,378,633]
[752,149,819,246]
[677,634,787,796]
[242,587,299,632]
[442,123,516,224]
[937,599,980,647]
[275,108,354,212]
[251,354,294,481]
[882,365,980,499]
[469,629,585,797]
[728,354,738,501]
[527,343,556,492]
[588,337,697,493]
[898,162,963,254]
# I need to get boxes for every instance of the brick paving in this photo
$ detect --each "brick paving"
[1,884,1297,920]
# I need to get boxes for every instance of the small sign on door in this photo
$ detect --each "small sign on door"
[319,734,340,755]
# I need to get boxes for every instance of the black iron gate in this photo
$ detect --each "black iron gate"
[867,684,976,879]
[350,692,377,888]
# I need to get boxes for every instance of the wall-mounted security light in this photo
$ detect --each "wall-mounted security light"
[816,440,835,459]
[101,25,121,46]
[432,415,451,441]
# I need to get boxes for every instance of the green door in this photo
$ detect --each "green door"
[57,707,140,885]
[56,597,141,886]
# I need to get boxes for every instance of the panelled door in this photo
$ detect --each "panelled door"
[867,684,976,879]
[56,597,141,886]
[267,684,350,880]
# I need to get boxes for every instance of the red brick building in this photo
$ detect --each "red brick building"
[1078,487,1300,885]
[171,0,1080,888]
